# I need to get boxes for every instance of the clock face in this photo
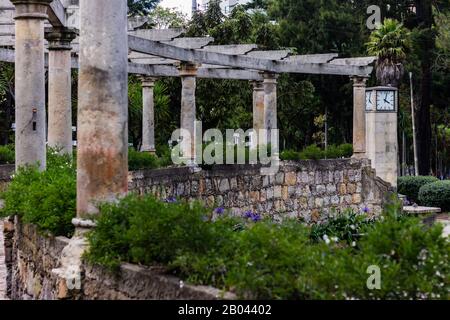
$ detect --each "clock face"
[376,90,396,111]
[366,91,375,111]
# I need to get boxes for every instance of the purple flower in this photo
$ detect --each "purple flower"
[244,211,254,219]
[165,197,177,203]
[215,207,225,215]
[251,214,262,222]
[362,206,370,214]
[243,210,261,222]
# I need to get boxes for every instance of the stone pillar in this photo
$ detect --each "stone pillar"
[11,0,53,170]
[76,0,128,219]
[251,80,264,148]
[139,76,157,154]
[179,63,198,165]
[45,27,77,156]
[263,73,278,148]
[351,76,369,159]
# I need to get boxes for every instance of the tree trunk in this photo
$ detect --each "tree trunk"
[415,0,434,175]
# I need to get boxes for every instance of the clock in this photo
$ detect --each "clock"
[376,90,396,111]
[365,87,398,112]
[366,91,375,111]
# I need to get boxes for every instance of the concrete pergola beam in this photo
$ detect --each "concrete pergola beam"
[0,47,264,80]
[48,0,66,27]
[161,37,214,49]
[128,28,185,41]
[246,50,292,60]
[329,57,377,66]
[202,44,258,55]
[128,36,373,76]
[285,53,338,64]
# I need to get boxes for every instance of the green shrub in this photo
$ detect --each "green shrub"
[280,149,300,161]
[418,180,450,211]
[0,144,14,164]
[86,195,449,300]
[0,150,76,237]
[398,176,439,203]
[310,210,374,245]
[128,148,160,170]
[299,145,324,160]
[338,143,353,158]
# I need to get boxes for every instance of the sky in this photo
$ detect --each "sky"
[160,0,197,18]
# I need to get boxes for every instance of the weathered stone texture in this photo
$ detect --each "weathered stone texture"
[129,159,393,222]
[5,218,234,300]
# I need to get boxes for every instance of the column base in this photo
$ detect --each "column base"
[351,152,367,160]
[140,147,156,156]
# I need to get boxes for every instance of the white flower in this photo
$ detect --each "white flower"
[331,236,339,243]
[323,235,331,245]
[179,280,184,289]
[351,241,356,247]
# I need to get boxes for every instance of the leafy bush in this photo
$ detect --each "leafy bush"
[0,150,76,237]
[299,144,323,160]
[128,148,161,170]
[310,210,375,245]
[418,180,450,211]
[398,176,439,203]
[280,149,300,161]
[86,196,449,300]
[0,144,14,164]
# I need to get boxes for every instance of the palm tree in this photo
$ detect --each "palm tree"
[367,19,410,87]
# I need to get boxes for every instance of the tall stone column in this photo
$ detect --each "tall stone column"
[76,0,128,219]
[45,27,77,156]
[252,80,264,148]
[351,76,369,159]
[179,63,198,165]
[139,76,157,154]
[263,73,278,148]
[11,0,53,170]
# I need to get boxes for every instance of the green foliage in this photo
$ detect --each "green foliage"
[0,150,76,237]
[367,19,410,86]
[280,144,353,161]
[397,176,439,203]
[418,181,450,211]
[310,210,374,245]
[149,5,186,29]
[87,195,449,299]
[128,148,161,171]
[127,0,159,16]
[0,144,14,164]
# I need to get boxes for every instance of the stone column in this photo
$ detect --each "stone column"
[76,0,128,219]
[11,0,53,170]
[252,80,264,148]
[139,76,157,154]
[179,63,198,165]
[351,76,369,159]
[263,73,278,148]
[45,27,77,156]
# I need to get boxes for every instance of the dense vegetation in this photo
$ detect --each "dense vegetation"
[86,196,449,300]
[398,176,439,203]
[418,180,450,211]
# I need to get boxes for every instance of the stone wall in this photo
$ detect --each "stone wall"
[0,164,14,193]
[129,159,393,222]
[4,217,235,300]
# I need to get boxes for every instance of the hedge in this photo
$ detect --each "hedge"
[418,180,450,211]
[398,176,439,203]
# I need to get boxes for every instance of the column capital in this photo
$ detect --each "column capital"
[251,80,264,91]
[350,76,369,87]
[138,76,158,88]
[178,62,199,77]
[11,0,53,20]
[45,27,78,51]
[262,72,278,84]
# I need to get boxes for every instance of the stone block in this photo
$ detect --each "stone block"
[285,172,297,186]
[219,179,230,193]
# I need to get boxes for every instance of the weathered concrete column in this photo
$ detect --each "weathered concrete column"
[45,27,77,156]
[76,0,128,218]
[263,73,278,148]
[178,63,198,165]
[250,80,264,148]
[351,76,369,159]
[139,76,157,154]
[11,0,53,170]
